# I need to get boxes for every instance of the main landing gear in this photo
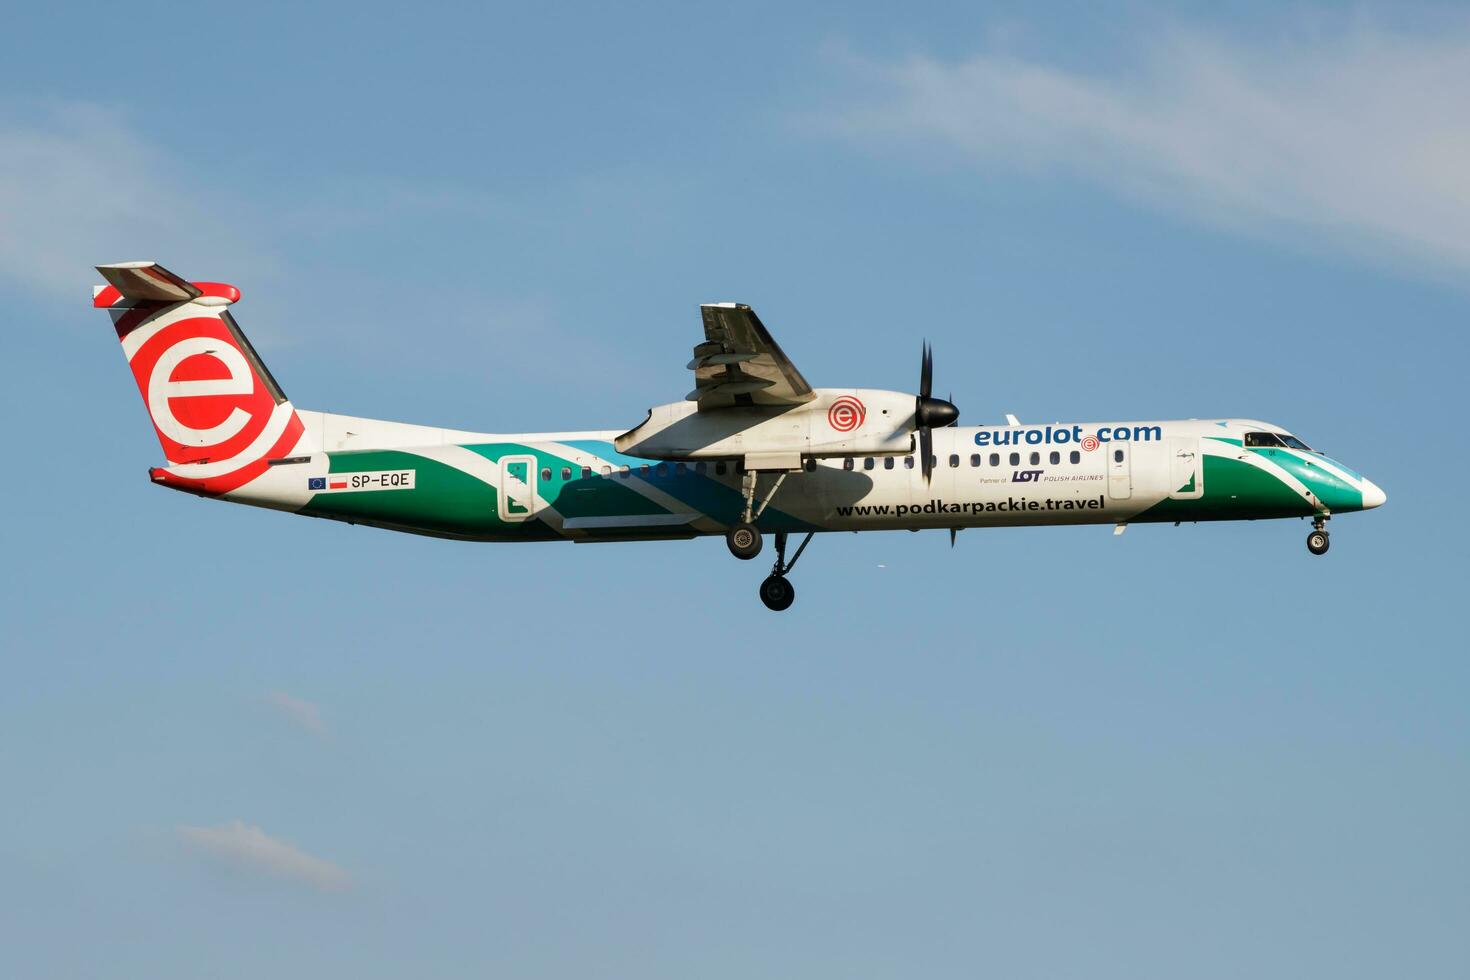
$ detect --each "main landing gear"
[760,530,813,611]
[1307,515,1330,556]
[725,467,792,561]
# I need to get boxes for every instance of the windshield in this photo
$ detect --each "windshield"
[1244,431,1315,452]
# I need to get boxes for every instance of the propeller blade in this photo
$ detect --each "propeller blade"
[920,341,933,400]
[920,425,933,483]
[950,527,958,548]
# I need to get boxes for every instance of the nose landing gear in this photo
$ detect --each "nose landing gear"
[759,530,814,611]
[1307,516,1330,556]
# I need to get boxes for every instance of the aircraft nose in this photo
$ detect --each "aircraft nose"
[1361,478,1387,509]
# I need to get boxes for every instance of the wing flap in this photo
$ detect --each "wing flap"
[692,303,813,410]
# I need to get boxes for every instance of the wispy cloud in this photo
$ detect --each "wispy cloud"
[178,820,350,890]
[827,25,1470,278]
[0,101,270,299]
[268,690,326,735]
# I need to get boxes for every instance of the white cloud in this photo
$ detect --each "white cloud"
[269,690,326,735]
[0,101,271,300]
[829,26,1470,277]
[178,820,350,890]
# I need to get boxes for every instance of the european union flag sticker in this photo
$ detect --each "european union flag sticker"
[308,477,326,491]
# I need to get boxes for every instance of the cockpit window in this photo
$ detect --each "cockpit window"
[1279,434,1314,452]
[1244,432,1286,448]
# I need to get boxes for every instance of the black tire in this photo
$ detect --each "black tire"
[726,522,762,560]
[1307,529,1330,555]
[759,575,795,611]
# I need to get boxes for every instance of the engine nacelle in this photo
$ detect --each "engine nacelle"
[614,388,916,469]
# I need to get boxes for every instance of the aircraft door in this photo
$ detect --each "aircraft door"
[498,454,541,522]
[1168,436,1203,500]
[1107,443,1132,499]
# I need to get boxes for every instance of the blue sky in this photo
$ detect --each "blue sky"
[2,3,1466,977]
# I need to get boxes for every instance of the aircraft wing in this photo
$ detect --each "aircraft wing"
[688,303,815,409]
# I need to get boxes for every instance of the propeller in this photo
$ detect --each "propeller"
[915,341,959,483]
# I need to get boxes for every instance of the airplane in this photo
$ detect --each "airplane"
[94,261,1387,610]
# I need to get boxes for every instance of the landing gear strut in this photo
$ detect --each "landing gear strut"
[1307,515,1330,556]
[760,530,813,611]
[725,468,793,561]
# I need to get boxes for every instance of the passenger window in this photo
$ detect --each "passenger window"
[949,454,960,468]
[1113,449,1124,463]
[580,466,591,479]
[1049,451,1060,465]
[990,453,1000,467]
[600,465,611,477]
[695,461,707,475]
[904,456,914,469]
[676,462,687,476]
[843,458,854,471]
[619,465,630,478]
[715,461,727,475]
[1029,452,1040,466]
[864,457,875,471]
[655,463,668,477]
[640,464,651,477]
[1069,451,1079,464]
[884,457,895,470]
[541,467,552,481]
[1009,453,1020,466]
[970,454,981,467]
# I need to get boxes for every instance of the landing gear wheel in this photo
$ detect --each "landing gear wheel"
[1307,529,1330,555]
[759,575,795,611]
[726,522,762,560]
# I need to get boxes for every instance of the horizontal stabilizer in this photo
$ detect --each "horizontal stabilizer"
[95,261,202,304]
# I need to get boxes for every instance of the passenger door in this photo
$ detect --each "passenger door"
[1168,436,1203,499]
[1108,444,1132,500]
[498,454,540,522]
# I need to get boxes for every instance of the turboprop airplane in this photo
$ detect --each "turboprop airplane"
[95,261,1386,610]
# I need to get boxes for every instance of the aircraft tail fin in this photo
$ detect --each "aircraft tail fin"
[93,261,314,495]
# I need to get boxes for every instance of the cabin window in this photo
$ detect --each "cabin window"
[716,461,728,475]
[905,456,916,469]
[1029,452,1040,466]
[884,457,895,470]
[949,454,960,468]
[541,467,552,481]
[619,465,630,478]
[1009,452,1020,466]
[562,467,572,480]
[639,464,651,477]
[1114,449,1124,463]
[1243,431,1286,449]
[695,461,707,475]
[652,463,666,477]
[1069,451,1080,464]
[1048,451,1060,465]
[580,466,591,479]
[990,453,1000,467]
[601,465,612,477]
[864,457,875,471]
[970,454,981,467]
[843,457,854,471]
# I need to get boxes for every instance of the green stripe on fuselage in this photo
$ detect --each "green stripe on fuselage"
[1135,452,1315,523]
